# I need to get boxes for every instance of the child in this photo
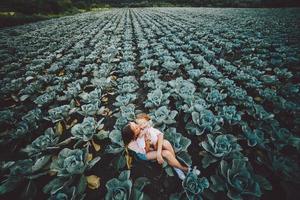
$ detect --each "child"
[135,113,156,153]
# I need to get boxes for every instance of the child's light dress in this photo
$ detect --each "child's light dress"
[128,120,163,160]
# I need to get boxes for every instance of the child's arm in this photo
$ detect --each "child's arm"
[156,132,164,164]
[148,127,163,152]
[145,138,151,153]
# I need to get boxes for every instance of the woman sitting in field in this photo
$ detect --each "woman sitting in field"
[122,113,189,180]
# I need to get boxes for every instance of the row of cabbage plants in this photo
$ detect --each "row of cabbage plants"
[0,7,300,200]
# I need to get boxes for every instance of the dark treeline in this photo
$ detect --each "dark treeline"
[1,0,300,15]
[1,0,94,14]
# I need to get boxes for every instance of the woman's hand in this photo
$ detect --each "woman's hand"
[157,153,164,164]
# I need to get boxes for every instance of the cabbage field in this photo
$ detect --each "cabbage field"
[0,7,300,200]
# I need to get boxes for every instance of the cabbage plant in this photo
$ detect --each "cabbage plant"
[105,170,150,200]
[223,63,238,73]
[102,45,118,62]
[204,66,223,79]
[198,77,217,88]
[79,88,102,104]
[114,116,130,131]
[77,102,100,116]
[219,105,242,125]
[233,71,252,81]
[150,106,178,130]
[91,77,113,90]
[44,149,99,198]
[175,53,191,65]
[23,128,59,156]
[105,170,132,200]
[186,109,223,135]
[140,70,160,82]
[245,77,263,89]
[269,122,300,151]
[200,134,243,168]
[210,159,272,200]
[113,93,137,107]
[220,78,235,88]
[114,104,136,122]
[260,75,278,84]
[182,167,209,200]
[0,110,14,124]
[259,88,277,101]
[0,158,52,195]
[162,60,180,71]
[140,58,158,68]
[105,129,130,170]
[117,61,135,74]
[187,69,203,80]
[117,76,139,94]
[147,78,168,91]
[144,89,170,108]
[19,81,42,95]
[280,83,299,97]
[94,63,114,77]
[168,77,196,101]
[206,89,227,105]
[266,153,300,183]
[10,121,29,139]
[228,86,247,101]
[182,95,210,113]
[71,117,104,141]
[228,86,254,107]
[46,105,71,123]
[64,83,81,99]
[274,67,293,79]
[47,186,85,200]
[34,91,56,107]
[50,148,100,177]
[240,122,267,148]
[248,104,274,121]
[21,108,42,129]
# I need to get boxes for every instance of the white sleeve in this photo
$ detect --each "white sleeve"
[128,140,146,154]
[148,127,163,145]
[149,127,163,139]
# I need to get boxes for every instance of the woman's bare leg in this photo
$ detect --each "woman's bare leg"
[145,151,158,160]
[162,139,176,157]
[146,150,189,173]
[162,140,189,171]
[162,150,189,172]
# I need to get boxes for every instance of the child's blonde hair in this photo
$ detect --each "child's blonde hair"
[135,113,153,128]
[135,113,151,121]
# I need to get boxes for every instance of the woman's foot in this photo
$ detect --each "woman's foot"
[173,167,186,180]
[187,166,200,175]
